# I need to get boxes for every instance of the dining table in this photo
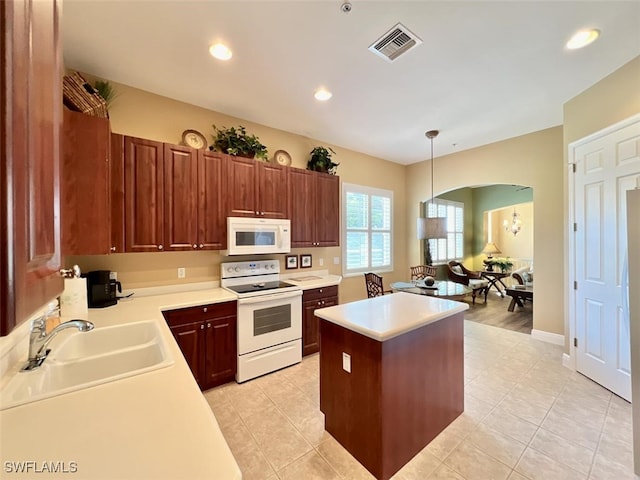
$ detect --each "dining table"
[390,280,472,301]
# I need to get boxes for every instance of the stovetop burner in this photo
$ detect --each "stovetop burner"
[225,281,295,295]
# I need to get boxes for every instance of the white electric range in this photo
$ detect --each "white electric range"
[221,260,302,382]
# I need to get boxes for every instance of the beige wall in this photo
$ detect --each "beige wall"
[562,55,640,349]
[406,127,564,335]
[489,202,534,262]
[68,76,407,303]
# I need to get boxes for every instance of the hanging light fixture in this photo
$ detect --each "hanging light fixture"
[417,130,447,265]
[504,208,522,236]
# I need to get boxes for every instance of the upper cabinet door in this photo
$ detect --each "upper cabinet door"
[258,162,289,219]
[62,109,111,255]
[1,0,63,336]
[124,137,165,252]
[164,144,198,251]
[110,133,125,254]
[289,168,315,247]
[198,151,226,250]
[315,173,340,247]
[226,156,258,217]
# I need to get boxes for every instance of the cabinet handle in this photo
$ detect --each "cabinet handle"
[110,246,116,252]
[158,245,164,250]
[200,324,205,330]
[207,322,211,328]
[214,323,229,329]
[203,307,208,313]
[199,244,204,249]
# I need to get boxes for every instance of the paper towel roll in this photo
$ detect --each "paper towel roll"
[60,277,89,320]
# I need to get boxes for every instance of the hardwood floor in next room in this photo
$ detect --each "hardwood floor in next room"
[463,291,533,334]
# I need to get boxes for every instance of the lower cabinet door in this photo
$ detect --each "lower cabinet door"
[204,316,237,388]
[170,321,206,388]
[302,300,320,356]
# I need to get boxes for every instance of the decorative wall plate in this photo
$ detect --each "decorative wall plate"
[182,129,207,150]
[273,149,292,166]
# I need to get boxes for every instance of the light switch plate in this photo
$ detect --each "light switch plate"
[342,352,351,373]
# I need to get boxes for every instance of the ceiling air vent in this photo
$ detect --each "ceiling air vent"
[368,23,422,62]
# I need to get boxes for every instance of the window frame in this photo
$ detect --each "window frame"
[342,183,394,277]
[425,198,464,265]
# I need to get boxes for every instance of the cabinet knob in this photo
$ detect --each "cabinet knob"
[110,246,116,252]
[319,289,323,293]
[207,322,211,328]
[203,307,208,313]
[193,244,197,249]
[200,324,205,330]
[199,244,204,249]
[255,211,259,215]
[158,245,164,250]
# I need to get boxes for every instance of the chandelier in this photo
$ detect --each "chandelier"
[504,209,522,236]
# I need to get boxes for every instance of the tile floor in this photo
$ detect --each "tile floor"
[204,321,635,480]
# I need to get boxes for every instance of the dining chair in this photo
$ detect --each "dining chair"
[364,272,392,298]
[447,261,489,304]
[410,265,437,280]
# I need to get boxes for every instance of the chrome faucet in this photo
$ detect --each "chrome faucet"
[23,316,94,371]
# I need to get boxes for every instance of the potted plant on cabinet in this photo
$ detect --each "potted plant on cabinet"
[211,125,268,160]
[307,146,339,174]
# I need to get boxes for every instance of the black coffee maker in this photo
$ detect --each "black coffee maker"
[84,270,122,308]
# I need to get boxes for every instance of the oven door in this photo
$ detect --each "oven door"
[237,290,302,355]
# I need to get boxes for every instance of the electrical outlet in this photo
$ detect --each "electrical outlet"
[319,258,324,266]
[342,352,351,373]
[110,271,118,281]
[177,267,186,279]
[333,257,340,265]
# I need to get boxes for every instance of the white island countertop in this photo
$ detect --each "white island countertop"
[315,292,468,341]
[0,287,241,480]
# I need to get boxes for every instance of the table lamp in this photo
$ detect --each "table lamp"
[482,242,501,271]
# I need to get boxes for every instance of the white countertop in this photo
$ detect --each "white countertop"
[314,292,468,341]
[0,287,241,480]
[282,273,342,290]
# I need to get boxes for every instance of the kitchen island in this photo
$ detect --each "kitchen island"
[315,292,468,480]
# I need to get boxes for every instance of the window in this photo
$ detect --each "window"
[425,199,463,263]
[342,183,393,275]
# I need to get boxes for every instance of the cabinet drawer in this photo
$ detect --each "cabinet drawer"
[163,300,237,327]
[302,285,338,301]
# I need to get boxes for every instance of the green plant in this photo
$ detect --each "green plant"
[93,80,118,109]
[491,257,514,273]
[307,146,339,175]
[211,125,268,161]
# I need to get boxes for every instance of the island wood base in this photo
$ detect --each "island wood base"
[319,312,464,480]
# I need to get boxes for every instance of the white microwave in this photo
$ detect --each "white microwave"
[225,217,291,255]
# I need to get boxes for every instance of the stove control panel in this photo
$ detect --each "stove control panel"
[221,260,281,279]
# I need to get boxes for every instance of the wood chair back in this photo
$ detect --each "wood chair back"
[364,272,387,298]
[410,265,437,280]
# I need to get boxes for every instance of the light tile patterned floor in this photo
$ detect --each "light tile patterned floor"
[204,320,634,480]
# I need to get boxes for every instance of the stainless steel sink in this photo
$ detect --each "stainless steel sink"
[0,321,174,410]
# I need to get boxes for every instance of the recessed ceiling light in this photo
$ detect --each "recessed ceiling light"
[209,43,232,61]
[314,88,332,101]
[566,29,600,50]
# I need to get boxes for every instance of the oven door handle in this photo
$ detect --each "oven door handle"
[237,289,302,304]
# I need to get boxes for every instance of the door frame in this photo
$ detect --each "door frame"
[567,112,640,373]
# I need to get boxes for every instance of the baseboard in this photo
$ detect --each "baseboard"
[562,353,574,371]
[531,328,564,346]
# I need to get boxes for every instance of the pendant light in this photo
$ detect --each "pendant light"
[417,130,447,239]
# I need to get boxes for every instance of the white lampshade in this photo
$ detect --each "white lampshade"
[482,242,502,256]
[417,217,447,240]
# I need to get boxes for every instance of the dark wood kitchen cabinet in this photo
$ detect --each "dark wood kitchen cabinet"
[62,109,112,255]
[163,301,237,389]
[289,169,340,247]
[302,285,339,356]
[123,137,225,252]
[1,0,64,336]
[226,155,289,218]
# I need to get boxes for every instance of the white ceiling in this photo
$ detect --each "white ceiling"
[62,1,640,165]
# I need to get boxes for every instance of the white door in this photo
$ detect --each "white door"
[572,116,640,401]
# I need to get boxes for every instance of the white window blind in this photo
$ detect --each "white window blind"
[426,199,463,263]
[342,183,393,275]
